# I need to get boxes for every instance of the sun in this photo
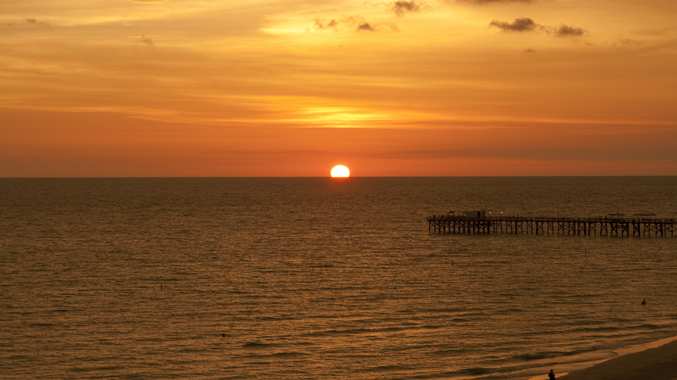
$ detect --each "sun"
[330,164,351,178]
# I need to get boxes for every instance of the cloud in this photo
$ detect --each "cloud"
[23,18,51,27]
[357,22,375,32]
[315,19,338,30]
[138,35,155,46]
[314,18,383,33]
[312,17,388,33]
[490,18,587,38]
[457,0,533,4]
[555,24,585,37]
[393,1,420,16]
[490,18,537,32]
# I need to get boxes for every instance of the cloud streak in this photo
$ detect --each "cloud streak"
[490,18,586,37]
[490,18,537,32]
[555,25,585,37]
[393,1,420,16]
[138,35,155,46]
[357,22,375,32]
[314,19,338,30]
[457,0,533,5]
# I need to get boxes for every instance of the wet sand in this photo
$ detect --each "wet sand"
[561,340,677,380]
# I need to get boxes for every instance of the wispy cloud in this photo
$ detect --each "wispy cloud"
[555,25,585,37]
[138,35,155,46]
[393,1,421,16]
[314,19,338,30]
[456,0,533,5]
[20,18,51,27]
[490,18,537,32]
[313,17,383,33]
[491,18,586,37]
[357,22,375,32]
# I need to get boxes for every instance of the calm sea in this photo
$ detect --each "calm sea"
[1,177,677,379]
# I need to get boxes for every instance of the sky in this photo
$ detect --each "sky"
[2,0,677,177]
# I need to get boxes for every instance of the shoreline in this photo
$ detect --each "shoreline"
[556,335,677,380]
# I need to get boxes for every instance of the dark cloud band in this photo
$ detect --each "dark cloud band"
[490,18,537,32]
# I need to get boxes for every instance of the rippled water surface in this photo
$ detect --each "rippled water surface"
[1,177,677,379]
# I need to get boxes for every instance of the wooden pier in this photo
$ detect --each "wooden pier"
[427,214,676,239]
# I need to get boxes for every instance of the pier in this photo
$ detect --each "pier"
[427,213,676,239]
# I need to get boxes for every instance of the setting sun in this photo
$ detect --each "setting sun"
[330,164,351,178]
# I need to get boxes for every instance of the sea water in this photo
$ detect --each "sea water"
[1,177,677,379]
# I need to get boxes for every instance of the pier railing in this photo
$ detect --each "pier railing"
[426,215,676,239]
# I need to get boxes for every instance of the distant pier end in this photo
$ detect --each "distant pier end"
[427,212,676,239]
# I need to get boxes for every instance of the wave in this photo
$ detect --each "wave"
[512,347,597,362]
[242,341,280,349]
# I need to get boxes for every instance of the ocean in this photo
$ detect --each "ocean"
[1,177,677,379]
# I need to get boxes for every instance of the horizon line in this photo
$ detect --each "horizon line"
[2,175,677,180]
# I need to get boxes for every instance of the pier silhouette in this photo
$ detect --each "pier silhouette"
[427,212,676,239]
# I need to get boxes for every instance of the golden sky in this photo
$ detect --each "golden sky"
[2,0,677,176]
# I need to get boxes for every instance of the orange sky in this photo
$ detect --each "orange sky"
[2,0,677,176]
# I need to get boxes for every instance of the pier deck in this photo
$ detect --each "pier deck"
[427,215,676,239]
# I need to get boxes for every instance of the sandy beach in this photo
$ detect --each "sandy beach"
[561,340,677,380]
